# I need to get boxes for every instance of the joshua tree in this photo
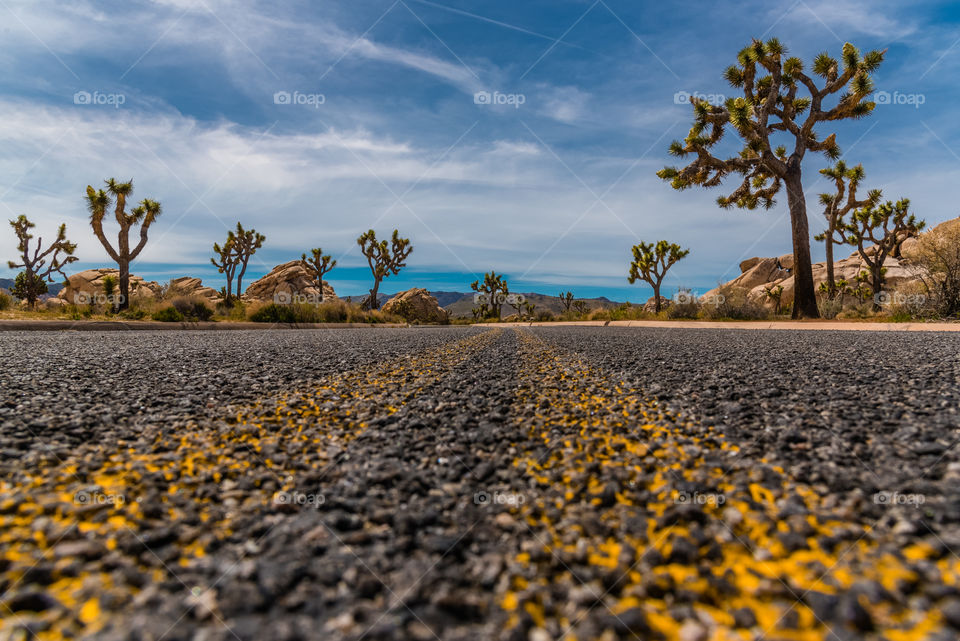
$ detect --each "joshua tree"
[842,198,923,310]
[211,223,265,303]
[85,178,162,311]
[7,215,77,307]
[572,300,589,316]
[627,240,690,312]
[231,223,265,297]
[658,38,885,318]
[814,161,881,297]
[471,271,509,319]
[211,236,239,303]
[764,284,785,315]
[357,229,412,309]
[558,291,574,313]
[301,248,336,303]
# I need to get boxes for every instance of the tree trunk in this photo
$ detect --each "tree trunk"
[117,226,130,311]
[785,166,819,319]
[653,282,661,313]
[825,223,836,297]
[369,281,380,309]
[871,262,884,312]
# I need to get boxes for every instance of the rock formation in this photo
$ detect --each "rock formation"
[382,288,449,323]
[242,260,337,304]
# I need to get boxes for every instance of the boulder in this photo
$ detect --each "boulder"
[167,277,221,304]
[242,261,337,304]
[381,288,448,323]
[777,253,794,270]
[56,268,162,306]
[738,257,761,273]
[642,296,672,313]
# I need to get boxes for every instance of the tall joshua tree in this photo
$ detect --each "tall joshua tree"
[7,215,78,307]
[301,247,336,303]
[85,178,162,310]
[627,240,690,312]
[231,223,265,297]
[842,198,924,310]
[814,161,881,297]
[357,229,412,309]
[658,38,885,318]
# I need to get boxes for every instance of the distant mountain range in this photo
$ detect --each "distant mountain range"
[0,278,63,298]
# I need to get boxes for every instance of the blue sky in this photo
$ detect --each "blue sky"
[1,0,958,301]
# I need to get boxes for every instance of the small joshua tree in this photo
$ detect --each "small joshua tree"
[842,198,924,310]
[764,284,784,315]
[211,236,238,303]
[7,215,78,307]
[471,271,509,320]
[231,223,265,297]
[572,300,589,316]
[301,248,336,303]
[85,178,162,311]
[357,229,412,309]
[815,161,882,297]
[627,240,690,312]
[658,38,885,318]
[211,223,265,303]
[558,291,574,313]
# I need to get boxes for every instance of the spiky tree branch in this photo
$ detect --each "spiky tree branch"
[470,271,509,320]
[6,215,78,307]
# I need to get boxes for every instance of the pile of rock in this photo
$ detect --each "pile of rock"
[381,288,449,323]
[241,260,337,304]
[54,269,163,307]
[166,277,221,305]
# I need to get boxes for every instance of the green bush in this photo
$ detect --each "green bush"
[152,306,185,322]
[0,292,11,311]
[118,308,147,320]
[250,303,297,323]
[170,297,214,321]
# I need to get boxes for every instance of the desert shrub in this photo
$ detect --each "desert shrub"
[152,306,185,322]
[250,303,297,323]
[119,308,147,320]
[702,287,769,320]
[912,223,960,318]
[0,292,11,311]
[169,296,214,321]
[816,294,843,320]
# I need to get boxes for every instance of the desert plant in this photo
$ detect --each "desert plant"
[911,222,960,318]
[842,198,924,310]
[250,303,296,324]
[814,162,882,296]
[470,271,509,319]
[572,300,589,316]
[7,215,78,307]
[301,248,336,302]
[85,178,161,311]
[558,291,574,313]
[703,287,769,320]
[169,297,214,322]
[0,291,11,311]
[658,38,886,318]
[211,237,239,303]
[211,222,265,302]
[764,284,784,315]
[668,293,700,319]
[151,306,185,322]
[627,240,690,312]
[357,229,412,309]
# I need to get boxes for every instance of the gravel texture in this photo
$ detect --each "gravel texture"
[0,326,958,641]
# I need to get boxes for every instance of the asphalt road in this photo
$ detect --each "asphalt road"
[0,326,958,641]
